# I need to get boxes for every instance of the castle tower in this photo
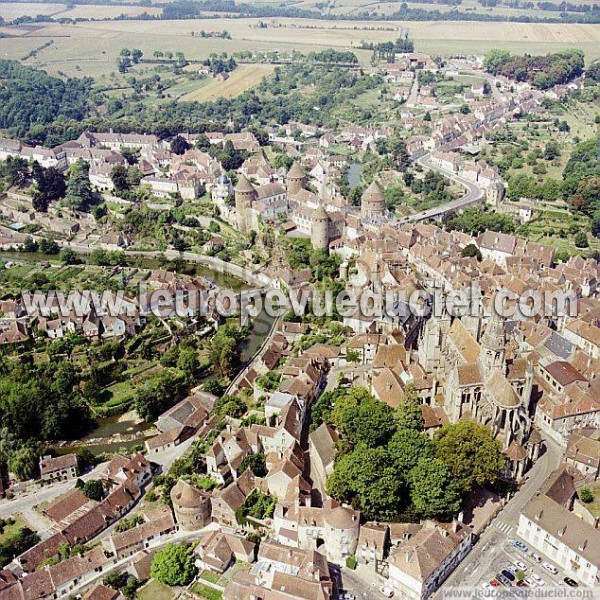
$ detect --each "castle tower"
[480,307,506,372]
[170,479,212,531]
[286,162,306,197]
[311,205,330,252]
[234,173,257,233]
[360,181,386,220]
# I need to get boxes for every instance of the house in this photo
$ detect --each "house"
[387,520,474,600]
[106,507,177,559]
[308,423,339,495]
[517,466,600,587]
[565,428,600,480]
[39,454,78,484]
[194,530,255,573]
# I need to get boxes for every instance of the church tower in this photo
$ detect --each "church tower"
[480,308,506,372]
[234,174,257,233]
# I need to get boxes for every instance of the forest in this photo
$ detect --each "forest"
[0,61,94,139]
[483,49,585,89]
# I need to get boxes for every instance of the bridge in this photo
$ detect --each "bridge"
[401,153,484,224]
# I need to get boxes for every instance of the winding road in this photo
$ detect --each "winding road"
[401,153,484,224]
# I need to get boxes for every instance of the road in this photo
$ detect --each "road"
[435,436,563,596]
[401,154,484,224]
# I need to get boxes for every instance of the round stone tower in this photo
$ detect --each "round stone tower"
[235,173,257,233]
[323,499,360,563]
[312,205,330,252]
[286,162,307,197]
[360,181,386,220]
[170,479,212,532]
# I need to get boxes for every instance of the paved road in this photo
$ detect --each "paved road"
[401,154,484,224]
[435,436,563,596]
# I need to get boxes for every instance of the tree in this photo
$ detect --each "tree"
[209,330,242,378]
[574,231,589,248]
[170,135,191,155]
[60,247,78,265]
[135,370,187,422]
[461,243,482,261]
[387,428,434,473]
[331,388,396,447]
[394,384,423,431]
[65,159,94,211]
[580,488,593,503]
[110,164,130,193]
[82,479,105,501]
[434,421,505,492]
[327,444,406,521]
[408,457,461,518]
[8,444,41,481]
[150,543,197,586]
[239,452,267,477]
[483,49,511,75]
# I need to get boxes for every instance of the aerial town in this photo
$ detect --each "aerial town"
[0,9,598,600]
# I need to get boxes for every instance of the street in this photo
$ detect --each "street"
[435,436,564,596]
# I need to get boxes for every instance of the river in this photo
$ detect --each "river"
[0,251,275,454]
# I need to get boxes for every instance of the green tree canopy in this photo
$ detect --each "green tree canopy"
[327,444,406,521]
[408,457,462,518]
[434,421,505,492]
[331,387,396,447]
[151,543,197,586]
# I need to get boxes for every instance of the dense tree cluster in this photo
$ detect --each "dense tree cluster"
[151,543,197,586]
[325,386,504,521]
[483,49,584,89]
[0,361,93,443]
[307,49,358,64]
[0,60,93,140]
[444,207,517,235]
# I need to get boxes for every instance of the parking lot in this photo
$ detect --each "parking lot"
[476,537,582,592]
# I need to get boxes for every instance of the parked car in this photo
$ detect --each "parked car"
[563,578,578,588]
[497,574,512,588]
[516,580,529,588]
[483,583,493,591]
[502,570,516,582]
[543,562,559,575]
[532,573,545,586]
[512,540,528,553]
[489,580,500,587]
[379,587,394,598]
[530,553,542,563]
[525,578,536,587]
[515,561,528,571]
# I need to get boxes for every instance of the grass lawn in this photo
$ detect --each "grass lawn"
[199,570,221,584]
[190,582,223,600]
[582,482,600,519]
[136,579,175,600]
[0,514,26,544]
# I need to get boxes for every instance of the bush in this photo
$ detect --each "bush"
[580,488,594,503]
[345,556,358,570]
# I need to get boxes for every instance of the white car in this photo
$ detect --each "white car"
[530,553,542,563]
[543,562,559,575]
[379,587,394,598]
[515,561,528,572]
[532,573,545,586]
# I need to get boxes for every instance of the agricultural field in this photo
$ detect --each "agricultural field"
[181,64,276,102]
[0,16,598,83]
[0,2,63,20]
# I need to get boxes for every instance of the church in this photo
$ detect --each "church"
[418,306,534,448]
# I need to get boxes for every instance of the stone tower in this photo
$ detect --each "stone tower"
[234,173,257,233]
[170,479,212,531]
[360,181,386,220]
[312,205,330,252]
[286,162,307,197]
[481,308,506,372]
